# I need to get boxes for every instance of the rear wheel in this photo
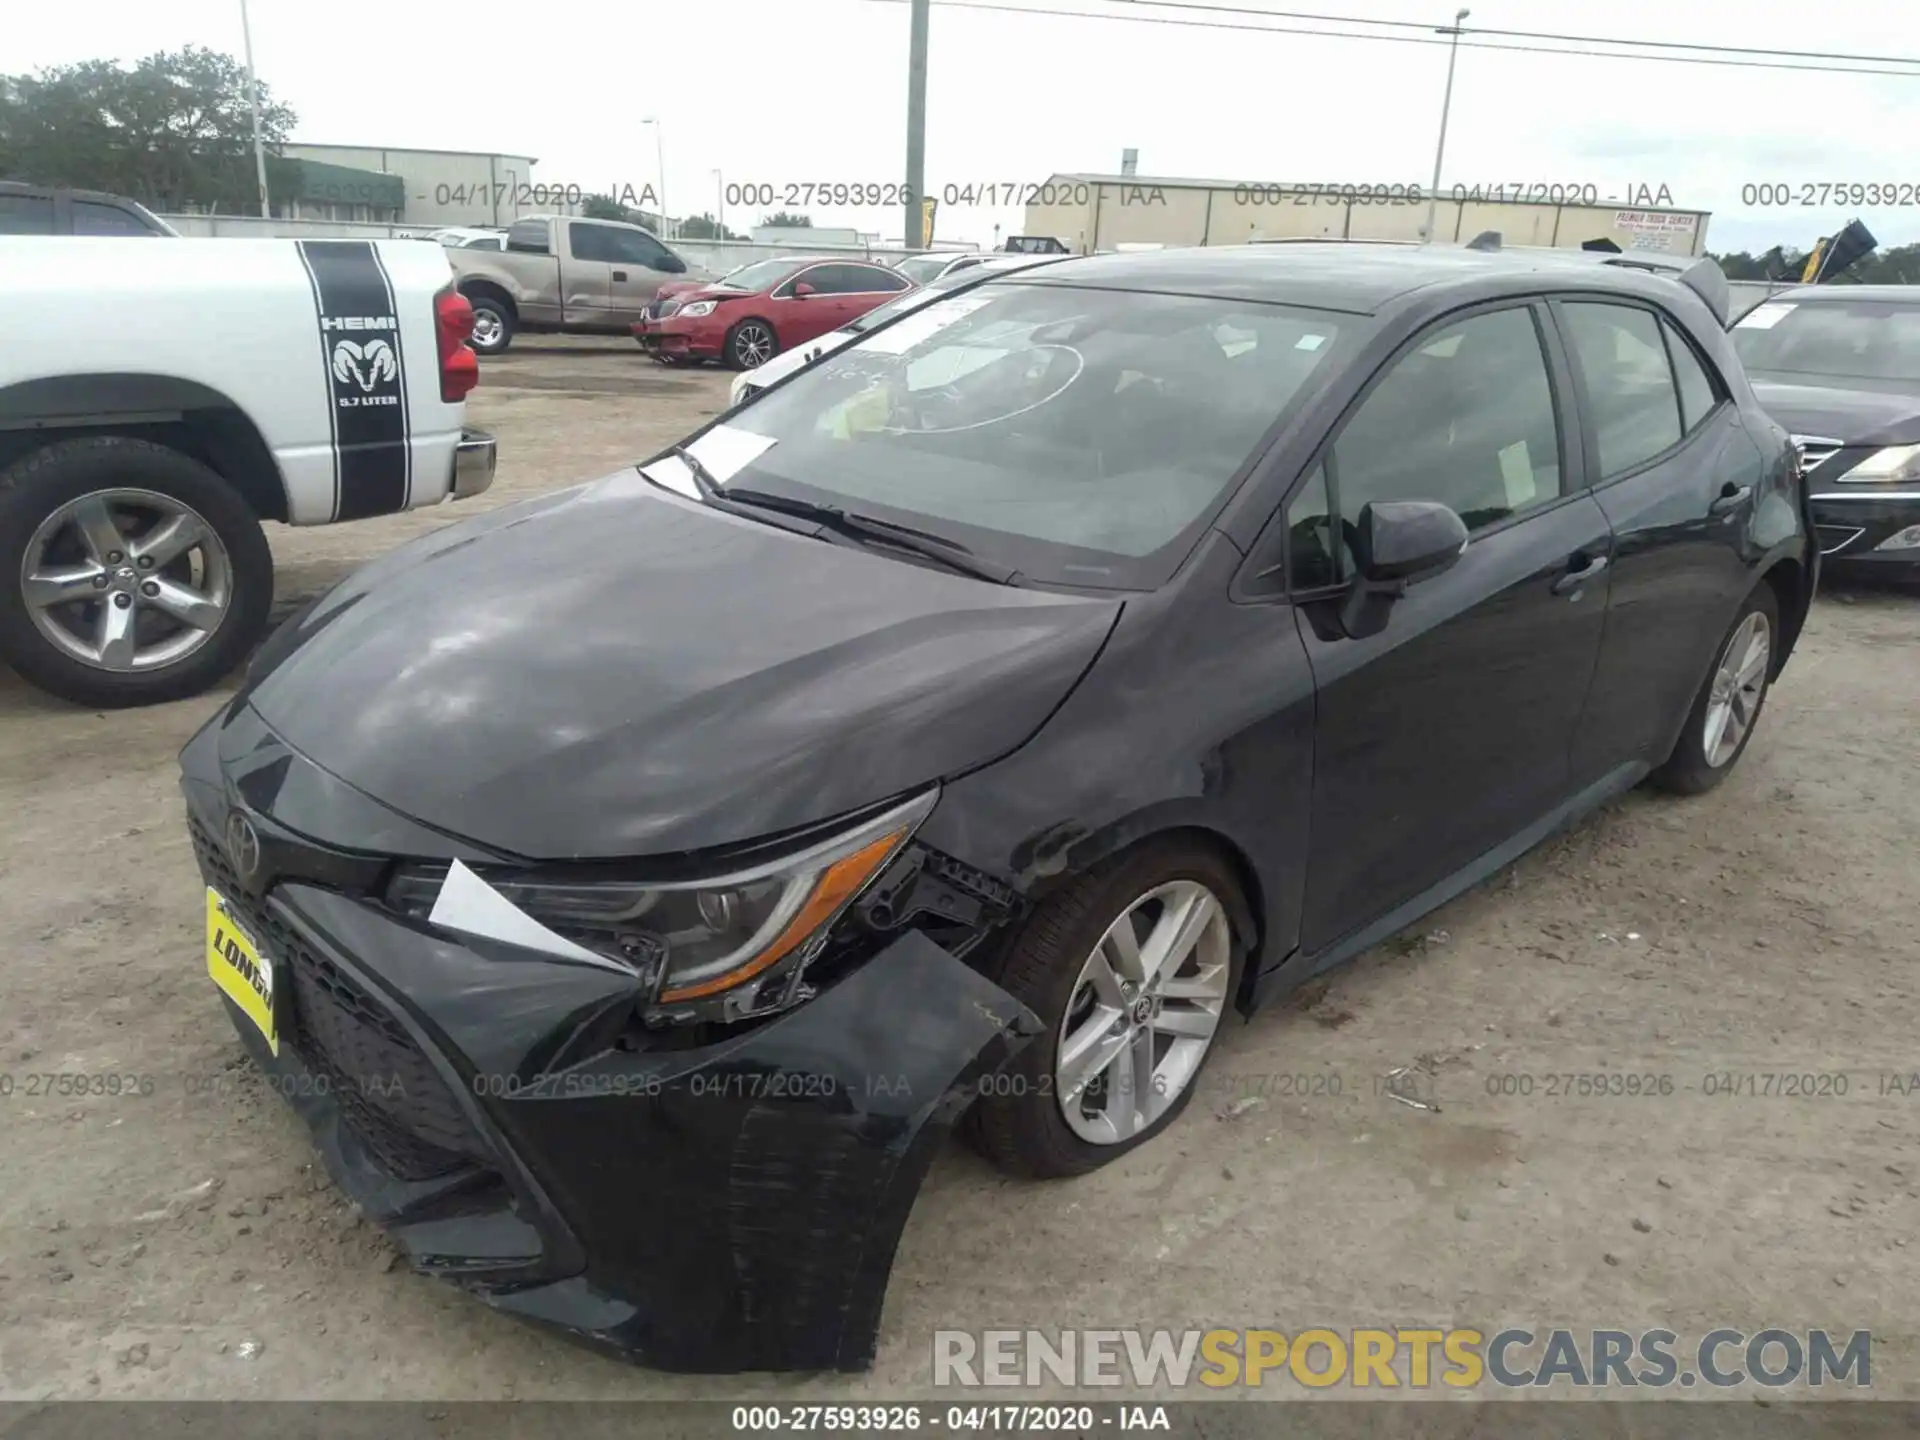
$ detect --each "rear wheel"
[726,319,779,371]
[0,437,272,708]
[1652,584,1779,795]
[971,838,1243,1178]
[465,294,515,355]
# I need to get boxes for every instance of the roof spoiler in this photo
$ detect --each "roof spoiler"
[1599,254,1731,329]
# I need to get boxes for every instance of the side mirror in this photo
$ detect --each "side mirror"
[1338,500,1469,640]
[793,281,816,298]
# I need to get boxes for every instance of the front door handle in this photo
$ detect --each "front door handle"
[1551,553,1610,596]
[612,269,629,282]
[1709,482,1753,515]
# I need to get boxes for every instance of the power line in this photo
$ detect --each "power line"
[856,0,1920,78]
[1100,0,1920,69]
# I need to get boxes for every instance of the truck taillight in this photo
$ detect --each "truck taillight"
[435,287,480,403]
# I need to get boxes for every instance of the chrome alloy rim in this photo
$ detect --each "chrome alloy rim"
[21,488,232,672]
[1703,610,1771,769]
[1055,880,1232,1145]
[735,323,775,368]
[470,308,504,348]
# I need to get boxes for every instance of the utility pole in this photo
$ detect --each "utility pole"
[239,0,270,218]
[904,0,930,249]
[1422,7,1470,246]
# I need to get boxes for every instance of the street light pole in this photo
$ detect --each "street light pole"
[904,0,930,249]
[714,168,724,238]
[1422,7,1470,246]
[642,117,667,237]
[239,0,270,218]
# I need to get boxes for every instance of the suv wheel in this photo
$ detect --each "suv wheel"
[0,437,273,708]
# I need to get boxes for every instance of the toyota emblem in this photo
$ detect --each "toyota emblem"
[225,812,263,887]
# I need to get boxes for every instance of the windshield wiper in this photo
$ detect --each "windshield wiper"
[722,487,1017,583]
[670,443,725,500]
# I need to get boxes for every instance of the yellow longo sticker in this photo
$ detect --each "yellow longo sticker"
[205,888,277,1056]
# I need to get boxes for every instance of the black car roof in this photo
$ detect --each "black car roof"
[1004,242,1726,320]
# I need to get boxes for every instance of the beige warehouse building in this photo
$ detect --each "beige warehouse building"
[1022,172,1709,257]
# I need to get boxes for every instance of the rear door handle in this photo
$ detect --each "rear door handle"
[1709,482,1753,515]
[1551,553,1610,596]
[612,269,629,282]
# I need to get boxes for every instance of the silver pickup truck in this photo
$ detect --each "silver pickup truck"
[448,214,713,354]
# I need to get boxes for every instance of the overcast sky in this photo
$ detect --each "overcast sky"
[10,0,1920,254]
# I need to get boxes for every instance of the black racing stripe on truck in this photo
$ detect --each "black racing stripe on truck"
[298,240,410,521]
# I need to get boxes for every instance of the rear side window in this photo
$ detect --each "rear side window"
[72,201,159,236]
[506,219,550,253]
[803,264,910,294]
[0,193,56,234]
[1561,303,1683,478]
[1663,320,1721,432]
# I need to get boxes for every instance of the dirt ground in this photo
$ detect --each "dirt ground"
[1,336,1915,1402]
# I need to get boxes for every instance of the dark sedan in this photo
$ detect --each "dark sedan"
[1733,285,1920,573]
[180,244,1813,1374]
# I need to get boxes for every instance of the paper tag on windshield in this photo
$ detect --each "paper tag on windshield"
[1737,303,1796,330]
[639,423,775,498]
[859,293,999,355]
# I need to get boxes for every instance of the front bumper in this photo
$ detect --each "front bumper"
[1809,488,1920,570]
[632,315,728,362]
[179,728,1038,1372]
[451,428,497,501]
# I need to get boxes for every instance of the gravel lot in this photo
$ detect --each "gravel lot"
[1,336,1915,1401]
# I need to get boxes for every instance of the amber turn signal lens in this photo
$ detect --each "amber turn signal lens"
[655,828,906,1003]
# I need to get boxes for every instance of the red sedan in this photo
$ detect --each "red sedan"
[634,256,915,370]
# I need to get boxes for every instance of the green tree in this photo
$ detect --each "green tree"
[0,46,296,211]
[676,211,742,240]
[580,192,628,221]
[761,210,812,228]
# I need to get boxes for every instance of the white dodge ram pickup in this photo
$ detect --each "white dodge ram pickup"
[0,236,495,707]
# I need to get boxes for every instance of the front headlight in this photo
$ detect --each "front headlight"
[386,789,934,1016]
[679,299,719,318]
[1838,443,1920,483]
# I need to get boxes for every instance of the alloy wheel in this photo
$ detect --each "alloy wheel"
[735,324,775,369]
[1703,610,1771,768]
[1055,880,1232,1145]
[20,488,232,673]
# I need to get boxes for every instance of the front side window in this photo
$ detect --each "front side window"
[690,284,1349,589]
[72,201,160,236]
[719,258,806,292]
[1330,305,1563,546]
[1561,302,1681,477]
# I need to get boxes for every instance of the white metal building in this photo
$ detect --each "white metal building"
[1023,172,1710,258]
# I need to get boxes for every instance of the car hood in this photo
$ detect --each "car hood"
[1748,376,1920,446]
[236,472,1122,861]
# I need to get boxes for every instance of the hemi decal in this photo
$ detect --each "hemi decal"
[296,240,412,520]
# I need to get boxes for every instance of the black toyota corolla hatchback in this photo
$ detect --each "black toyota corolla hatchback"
[180,243,1814,1373]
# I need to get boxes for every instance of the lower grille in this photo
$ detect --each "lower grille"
[189,817,485,1181]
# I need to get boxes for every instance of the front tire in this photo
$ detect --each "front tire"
[0,437,272,708]
[465,294,515,355]
[971,838,1244,1179]
[1652,583,1779,795]
[726,319,779,371]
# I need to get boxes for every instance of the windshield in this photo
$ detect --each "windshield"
[702,281,1348,589]
[1732,299,1920,384]
[894,253,959,285]
[716,258,805,292]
